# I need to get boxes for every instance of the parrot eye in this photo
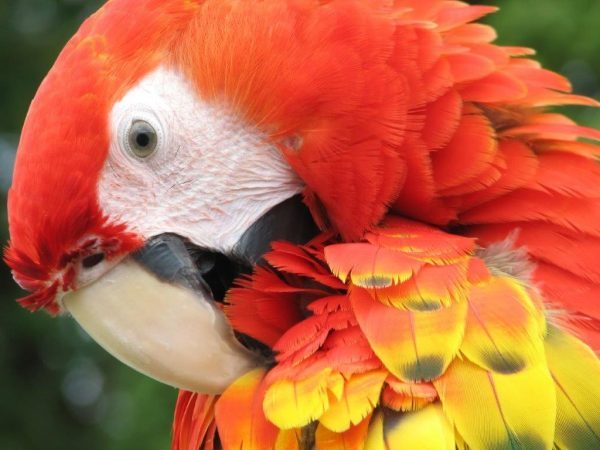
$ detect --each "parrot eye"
[127,120,158,158]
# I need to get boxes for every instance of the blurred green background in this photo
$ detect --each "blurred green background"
[1,1,599,449]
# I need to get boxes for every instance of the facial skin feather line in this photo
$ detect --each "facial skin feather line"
[101,67,304,253]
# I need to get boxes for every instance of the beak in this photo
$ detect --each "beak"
[61,195,319,394]
[62,235,258,394]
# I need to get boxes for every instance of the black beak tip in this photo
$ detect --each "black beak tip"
[132,234,211,295]
[133,195,319,302]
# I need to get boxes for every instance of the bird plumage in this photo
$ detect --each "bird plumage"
[5,1,600,449]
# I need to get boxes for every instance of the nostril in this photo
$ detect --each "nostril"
[82,253,105,269]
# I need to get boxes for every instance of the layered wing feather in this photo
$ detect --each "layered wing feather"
[461,276,545,373]
[220,217,600,450]
[214,369,278,450]
[172,392,216,450]
[545,326,600,449]
[350,285,467,381]
[315,419,370,450]
[434,359,556,450]
[364,406,455,450]
[168,1,600,449]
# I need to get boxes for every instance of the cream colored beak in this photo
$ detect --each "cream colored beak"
[63,258,258,394]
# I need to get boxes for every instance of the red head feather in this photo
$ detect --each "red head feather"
[4,0,199,312]
[5,1,600,448]
[6,0,600,322]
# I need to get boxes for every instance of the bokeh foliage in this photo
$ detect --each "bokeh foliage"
[0,1,599,449]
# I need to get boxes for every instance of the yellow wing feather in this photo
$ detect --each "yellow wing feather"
[315,419,370,450]
[364,405,455,450]
[364,412,385,450]
[384,404,455,450]
[461,276,546,373]
[351,286,467,382]
[319,370,387,432]
[545,326,600,449]
[263,368,344,430]
[434,358,556,450]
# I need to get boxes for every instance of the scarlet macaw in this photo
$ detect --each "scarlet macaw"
[5,1,600,449]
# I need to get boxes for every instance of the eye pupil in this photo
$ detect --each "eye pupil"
[127,120,158,158]
[136,132,150,147]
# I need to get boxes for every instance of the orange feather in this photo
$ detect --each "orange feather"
[5,1,600,449]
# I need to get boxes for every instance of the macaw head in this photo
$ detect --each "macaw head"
[4,0,410,393]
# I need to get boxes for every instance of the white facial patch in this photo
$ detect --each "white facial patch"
[99,67,303,253]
